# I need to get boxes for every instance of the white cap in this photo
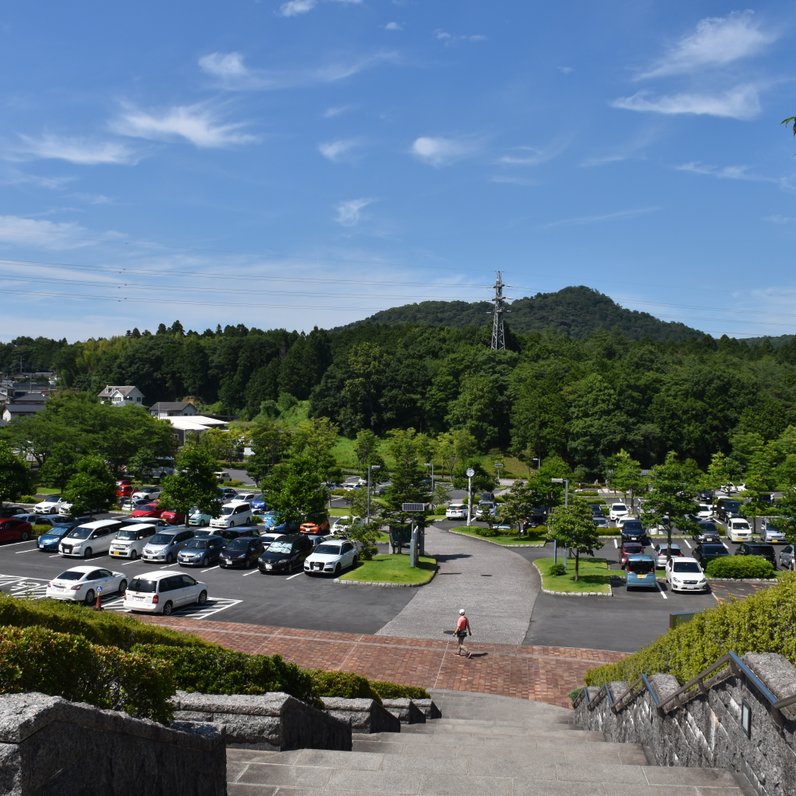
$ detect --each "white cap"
[459,608,466,615]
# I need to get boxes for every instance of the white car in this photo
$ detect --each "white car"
[445,503,467,521]
[33,496,70,514]
[696,504,713,520]
[109,523,159,560]
[59,519,124,558]
[609,503,629,523]
[665,557,708,593]
[759,519,786,544]
[330,516,362,535]
[209,502,253,529]
[230,492,258,504]
[131,486,162,502]
[726,517,752,543]
[122,570,208,615]
[304,539,359,576]
[45,565,127,605]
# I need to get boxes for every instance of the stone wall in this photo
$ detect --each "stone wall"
[0,692,225,796]
[574,653,796,796]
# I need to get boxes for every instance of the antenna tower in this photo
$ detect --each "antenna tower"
[490,271,508,350]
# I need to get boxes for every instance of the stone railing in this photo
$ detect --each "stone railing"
[573,652,796,796]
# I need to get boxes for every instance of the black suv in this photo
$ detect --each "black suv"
[694,542,730,568]
[620,520,651,546]
[258,533,313,574]
[714,499,742,523]
[692,520,720,543]
[735,542,777,567]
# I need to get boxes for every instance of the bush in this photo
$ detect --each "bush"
[369,680,430,700]
[0,626,174,723]
[585,573,796,687]
[0,594,210,651]
[548,563,567,577]
[475,527,501,538]
[705,556,775,579]
[133,645,320,707]
[308,669,379,702]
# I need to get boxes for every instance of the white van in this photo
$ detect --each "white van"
[445,502,467,520]
[210,502,253,529]
[726,517,752,542]
[59,519,124,558]
[109,523,159,560]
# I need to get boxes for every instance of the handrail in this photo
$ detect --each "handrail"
[611,675,655,714]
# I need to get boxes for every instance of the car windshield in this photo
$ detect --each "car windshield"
[314,544,341,554]
[624,544,642,552]
[116,530,139,540]
[627,560,654,574]
[623,521,643,530]
[55,570,85,581]
[268,541,292,553]
[612,504,627,511]
[703,545,727,553]
[673,562,701,573]
[220,506,234,516]
[184,539,208,549]
[149,533,174,545]
[226,538,252,550]
[67,527,92,539]
[128,578,157,593]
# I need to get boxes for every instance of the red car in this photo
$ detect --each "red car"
[159,509,187,525]
[129,503,165,519]
[0,517,34,543]
[299,517,330,535]
[116,484,134,499]
[620,541,645,568]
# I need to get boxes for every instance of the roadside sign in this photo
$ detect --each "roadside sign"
[402,503,426,512]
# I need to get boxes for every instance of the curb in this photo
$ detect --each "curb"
[532,561,614,598]
[446,529,545,548]
[336,566,439,588]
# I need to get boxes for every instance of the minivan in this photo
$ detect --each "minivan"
[122,570,208,615]
[109,523,159,560]
[141,528,195,564]
[209,502,253,529]
[59,519,124,558]
[715,498,743,523]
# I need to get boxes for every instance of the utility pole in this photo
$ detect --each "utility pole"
[490,271,508,350]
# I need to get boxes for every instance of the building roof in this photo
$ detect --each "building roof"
[150,401,195,412]
[163,415,227,432]
[98,385,141,398]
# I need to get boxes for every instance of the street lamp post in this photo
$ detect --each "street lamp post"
[494,461,503,486]
[551,477,570,565]
[366,464,381,525]
[425,462,434,492]
[466,467,475,526]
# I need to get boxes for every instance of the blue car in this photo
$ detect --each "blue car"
[258,510,279,529]
[625,554,658,591]
[250,495,268,512]
[37,524,77,552]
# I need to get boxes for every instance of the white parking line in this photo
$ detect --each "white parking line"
[286,571,303,580]
[683,539,692,549]
[613,538,618,549]
[242,569,259,577]
[15,547,41,554]
[657,582,668,600]
[201,565,220,573]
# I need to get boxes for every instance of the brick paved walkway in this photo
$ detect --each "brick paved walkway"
[140,616,626,708]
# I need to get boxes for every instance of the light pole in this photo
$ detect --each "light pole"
[551,477,569,565]
[425,461,434,492]
[494,461,503,486]
[366,464,381,525]
[466,467,475,526]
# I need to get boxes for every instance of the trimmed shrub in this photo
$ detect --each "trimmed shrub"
[133,645,320,707]
[585,573,796,687]
[0,625,174,722]
[0,594,210,651]
[706,556,775,579]
[548,563,567,577]
[308,669,380,702]
[475,527,501,538]
[369,680,430,700]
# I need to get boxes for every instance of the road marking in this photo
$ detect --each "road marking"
[657,582,668,600]
[15,547,41,554]
[201,565,220,573]
[242,569,259,577]
[613,539,618,549]
[683,539,692,549]
[286,571,303,580]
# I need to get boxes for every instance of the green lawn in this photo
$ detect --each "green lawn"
[450,525,547,546]
[340,553,437,585]
[535,556,620,594]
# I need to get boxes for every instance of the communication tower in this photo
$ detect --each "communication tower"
[490,271,508,350]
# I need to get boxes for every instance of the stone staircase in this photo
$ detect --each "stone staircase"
[225,690,752,795]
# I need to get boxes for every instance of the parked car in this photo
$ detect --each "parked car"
[476,500,496,520]
[0,505,25,518]
[230,492,258,504]
[692,521,720,543]
[219,536,265,569]
[33,496,70,514]
[693,542,730,568]
[129,502,165,519]
[758,519,786,544]
[250,495,268,512]
[141,528,195,564]
[259,532,285,550]
[122,570,208,615]
[620,541,645,568]
[592,516,609,528]
[212,525,261,541]
[665,557,708,593]
[218,487,238,500]
[609,503,629,523]
[188,507,213,527]
[726,517,753,543]
[330,516,362,535]
[695,504,713,520]
[131,486,162,502]
[299,514,330,535]
[445,503,467,521]
[209,502,253,529]
[159,508,187,525]
[177,535,225,567]
[735,542,777,567]
[257,510,280,530]
[778,545,795,570]
[257,533,313,574]
[109,523,159,560]
[59,519,124,558]
[304,538,359,576]
[38,523,81,552]
[0,517,34,543]
[45,566,127,605]
[652,543,684,568]
[625,554,657,590]
[116,483,133,499]
[714,498,743,523]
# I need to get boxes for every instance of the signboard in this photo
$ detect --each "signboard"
[402,503,426,512]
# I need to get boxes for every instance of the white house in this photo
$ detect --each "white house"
[97,385,145,407]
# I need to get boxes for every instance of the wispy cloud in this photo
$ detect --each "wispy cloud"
[637,10,776,80]
[277,0,362,17]
[674,161,789,190]
[580,128,658,168]
[763,214,796,224]
[433,29,486,44]
[410,136,480,167]
[0,215,120,250]
[110,102,256,148]
[497,139,569,167]
[318,138,361,163]
[199,51,249,79]
[490,175,539,187]
[323,104,353,119]
[385,21,402,31]
[540,207,659,229]
[335,197,373,227]
[12,134,139,165]
[612,85,761,120]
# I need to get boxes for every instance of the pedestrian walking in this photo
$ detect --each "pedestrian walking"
[455,608,472,658]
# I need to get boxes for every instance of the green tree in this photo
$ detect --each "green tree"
[434,429,477,482]
[158,445,221,524]
[290,417,340,483]
[497,479,537,534]
[245,421,291,487]
[263,450,329,527]
[546,500,602,581]
[38,442,80,490]
[605,450,645,510]
[353,429,385,475]
[0,443,31,508]
[643,452,698,543]
[382,429,428,524]
[63,455,116,515]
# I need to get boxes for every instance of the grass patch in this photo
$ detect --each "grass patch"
[450,525,547,545]
[340,553,437,585]
[535,557,618,594]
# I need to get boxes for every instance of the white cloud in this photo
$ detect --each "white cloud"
[199,51,249,79]
[335,198,373,226]
[490,175,539,187]
[411,136,479,167]
[323,104,353,119]
[433,29,486,44]
[541,207,659,229]
[385,21,402,31]
[13,134,138,165]
[638,10,776,80]
[558,66,574,76]
[674,161,786,189]
[110,102,256,148]
[0,215,117,250]
[612,85,761,120]
[278,0,317,16]
[497,139,569,167]
[319,138,361,163]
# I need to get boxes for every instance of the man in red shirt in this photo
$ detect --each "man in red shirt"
[455,608,472,658]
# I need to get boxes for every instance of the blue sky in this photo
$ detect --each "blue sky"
[2,1,796,342]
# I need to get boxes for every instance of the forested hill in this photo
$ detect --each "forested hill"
[356,286,708,343]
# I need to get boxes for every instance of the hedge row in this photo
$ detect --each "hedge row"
[0,626,174,723]
[585,572,796,687]
[0,594,210,651]
[705,556,775,579]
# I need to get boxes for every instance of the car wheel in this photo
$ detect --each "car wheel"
[162,601,174,616]
[21,530,31,541]
[197,590,207,606]
[352,554,359,566]
[201,555,209,567]
[84,547,92,558]
[84,589,95,606]
[334,563,341,576]
[166,553,175,564]
[129,550,138,561]
[118,579,127,594]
